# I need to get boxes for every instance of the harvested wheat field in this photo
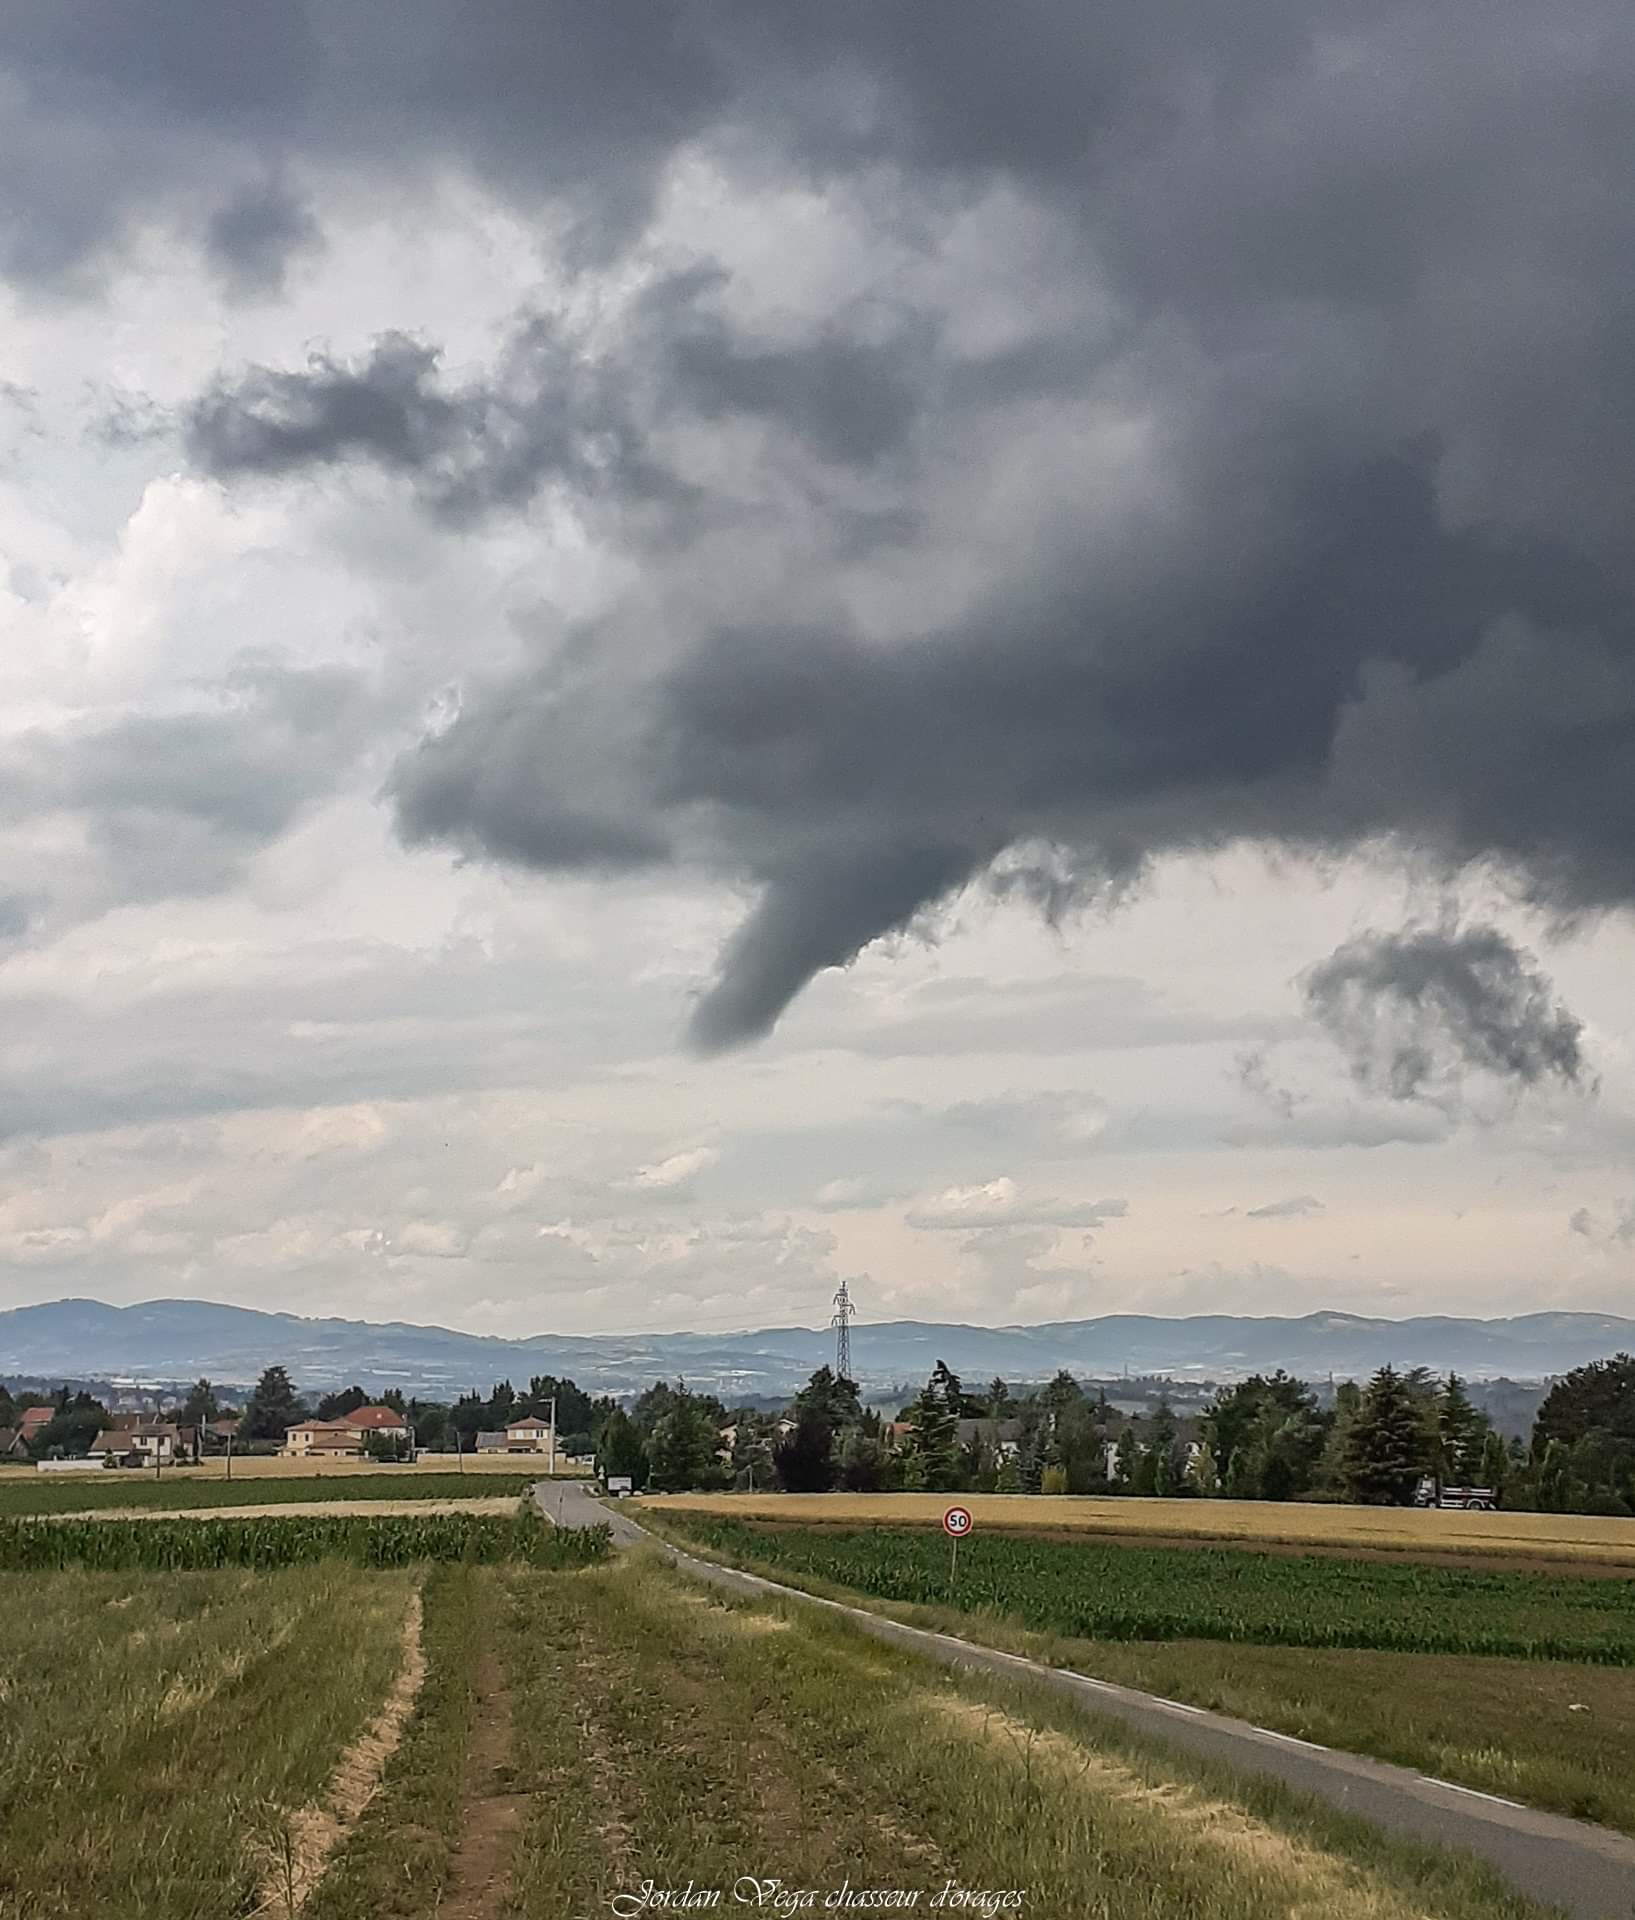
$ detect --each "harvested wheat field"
[649,1491,1635,1568]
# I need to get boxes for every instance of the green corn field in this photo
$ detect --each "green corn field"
[665,1516,1635,1664]
[0,1511,611,1572]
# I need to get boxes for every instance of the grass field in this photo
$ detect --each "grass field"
[0,1469,540,1515]
[299,1554,1550,1920]
[650,1490,1635,1568]
[646,1511,1635,1834]
[0,1563,414,1919]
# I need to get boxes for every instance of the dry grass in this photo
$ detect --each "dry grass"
[651,1491,1635,1568]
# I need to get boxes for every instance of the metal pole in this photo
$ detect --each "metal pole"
[950,1533,959,1588]
[547,1396,556,1476]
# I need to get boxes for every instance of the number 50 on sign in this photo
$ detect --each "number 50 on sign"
[943,1504,973,1585]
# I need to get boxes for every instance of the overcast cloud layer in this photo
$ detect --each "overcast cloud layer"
[0,4,1632,1337]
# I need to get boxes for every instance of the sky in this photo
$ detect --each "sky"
[0,4,1633,1339]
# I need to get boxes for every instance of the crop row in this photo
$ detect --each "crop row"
[0,1511,612,1571]
[665,1516,1635,1664]
[0,1469,545,1516]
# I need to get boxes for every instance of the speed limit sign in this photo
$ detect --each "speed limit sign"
[943,1504,973,1538]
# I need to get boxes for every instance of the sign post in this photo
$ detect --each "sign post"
[943,1503,973,1589]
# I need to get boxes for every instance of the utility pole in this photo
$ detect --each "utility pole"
[831,1279,856,1382]
[547,1396,557,1476]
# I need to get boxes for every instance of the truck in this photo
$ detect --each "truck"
[1413,1477,1497,1510]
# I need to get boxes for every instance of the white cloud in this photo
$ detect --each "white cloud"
[624,1145,721,1192]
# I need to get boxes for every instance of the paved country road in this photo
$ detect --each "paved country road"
[540,1479,1635,1920]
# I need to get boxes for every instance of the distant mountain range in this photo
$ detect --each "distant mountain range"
[0,1297,1630,1398]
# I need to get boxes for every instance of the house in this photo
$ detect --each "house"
[954,1417,1024,1462]
[87,1423,196,1468]
[282,1420,365,1458]
[475,1430,510,1452]
[203,1418,241,1453]
[342,1404,413,1442]
[0,1427,22,1460]
[499,1419,556,1454]
[18,1405,54,1444]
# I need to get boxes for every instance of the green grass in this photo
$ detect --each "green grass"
[500,1556,1556,1920]
[1044,1636,1635,1836]
[647,1512,1635,1836]
[0,1564,412,1920]
[304,1565,490,1920]
[0,1469,541,1515]
[660,1515,1635,1661]
[298,1554,1559,1919]
[0,1511,611,1570]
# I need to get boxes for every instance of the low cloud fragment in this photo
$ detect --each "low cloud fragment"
[1302,925,1589,1101]
[1246,1194,1325,1219]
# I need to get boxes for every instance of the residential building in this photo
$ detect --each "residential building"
[282,1420,366,1458]
[474,1430,510,1452]
[500,1418,557,1454]
[18,1406,53,1444]
[0,1427,21,1460]
[87,1422,198,1468]
[954,1417,1025,1461]
[342,1405,413,1442]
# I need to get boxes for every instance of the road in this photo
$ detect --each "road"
[541,1479,1635,1920]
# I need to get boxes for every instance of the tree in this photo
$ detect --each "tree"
[180,1379,218,1426]
[1478,1429,1509,1500]
[596,1408,649,1489]
[1188,1440,1220,1496]
[794,1365,862,1431]
[1040,1463,1069,1495]
[648,1393,727,1492]
[729,1414,776,1490]
[905,1362,962,1492]
[775,1406,839,1492]
[317,1385,369,1421]
[525,1374,595,1435]
[1205,1372,1328,1502]
[987,1376,1013,1417]
[1343,1365,1431,1505]
[1148,1400,1180,1494]
[242,1365,303,1444]
[364,1430,411,1462]
[1435,1373,1487,1484]
[32,1391,108,1458]
[837,1426,888,1492]
[1535,1354,1635,1449]
[1113,1425,1139,1492]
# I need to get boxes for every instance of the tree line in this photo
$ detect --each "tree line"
[6,1350,1633,1513]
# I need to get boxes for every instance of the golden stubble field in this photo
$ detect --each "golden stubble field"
[648,1491,1635,1568]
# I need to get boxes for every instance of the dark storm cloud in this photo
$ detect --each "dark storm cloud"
[187,322,673,523]
[1302,926,1589,1100]
[21,4,1635,1045]
[203,178,322,299]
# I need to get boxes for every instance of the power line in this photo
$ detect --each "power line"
[830,1279,856,1381]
